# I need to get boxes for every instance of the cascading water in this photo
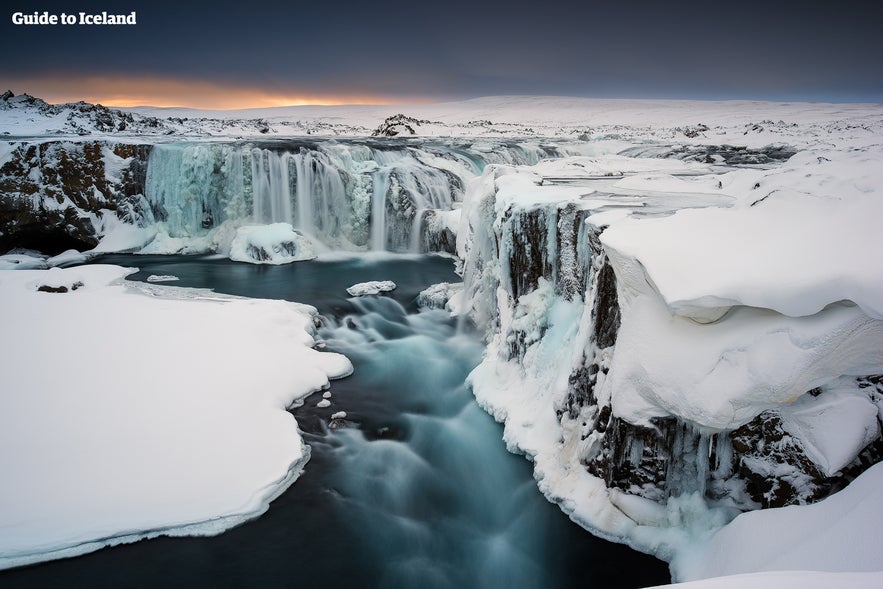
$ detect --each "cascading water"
[370,169,389,251]
[143,140,571,253]
[315,298,577,588]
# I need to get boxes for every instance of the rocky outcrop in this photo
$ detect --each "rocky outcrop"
[0,141,151,253]
[372,114,436,137]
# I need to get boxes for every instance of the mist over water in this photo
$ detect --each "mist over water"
[0,254,670,588]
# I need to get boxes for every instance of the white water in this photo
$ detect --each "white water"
[316,298,581,588]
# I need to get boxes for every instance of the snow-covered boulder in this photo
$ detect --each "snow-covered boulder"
[417,282,463,311]
[229,223,316,265]
[346,280,397,296]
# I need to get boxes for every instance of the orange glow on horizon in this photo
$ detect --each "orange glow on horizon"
[1,75,416,109]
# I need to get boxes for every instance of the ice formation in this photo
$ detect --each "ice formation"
[0,265,352,570]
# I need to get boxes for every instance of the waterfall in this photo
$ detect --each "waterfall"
[251,149,293,224]
[370,170,389,251]
[143,140,570,253]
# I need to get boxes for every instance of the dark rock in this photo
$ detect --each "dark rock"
[372,113,435,137]
[0,141,152,253]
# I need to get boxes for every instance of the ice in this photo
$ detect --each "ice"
[0,265,352,570]
[229,223,317,265]
[346,280,397,296]
[331,411,347,420]
[317,399,331,408]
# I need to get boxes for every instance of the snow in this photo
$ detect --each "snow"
[416,282,464,311]
[346,280,397,296]
[331,411,347,420]
[650,571,883,589]
[46,249,89,267]
[146,274,180,283]
[600,191,883,320]
[777,380,880,476]
[92,212,157,253]
[229,223,317,265]
[0,265,352,570]
[3,91,881,148]
[316,399,331,408]
[0,253,48,270]
[672,462,883,581]
[599,260,883,430]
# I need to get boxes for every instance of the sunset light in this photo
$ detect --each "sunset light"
[3,75,400,109]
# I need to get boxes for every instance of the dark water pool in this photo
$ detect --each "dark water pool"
[0,254,669,589]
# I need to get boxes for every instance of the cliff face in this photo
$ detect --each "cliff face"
[458,156,883,560]
[0,141,151,253]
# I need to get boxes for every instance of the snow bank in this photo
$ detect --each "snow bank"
[601,192,883,320]
[0,265,352,570]
[346,280,397,296]
[0,253,48,270]
[46,249,89,267]
[672,462,883,580]
[229,223,317,265]
[600,254,883,430]
[651,570,883,589]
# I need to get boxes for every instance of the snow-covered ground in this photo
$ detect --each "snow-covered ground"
[0,265,351,569]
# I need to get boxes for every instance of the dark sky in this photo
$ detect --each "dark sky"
[1,0,881,106]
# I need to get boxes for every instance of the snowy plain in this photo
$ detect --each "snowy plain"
[2,93,883,587]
